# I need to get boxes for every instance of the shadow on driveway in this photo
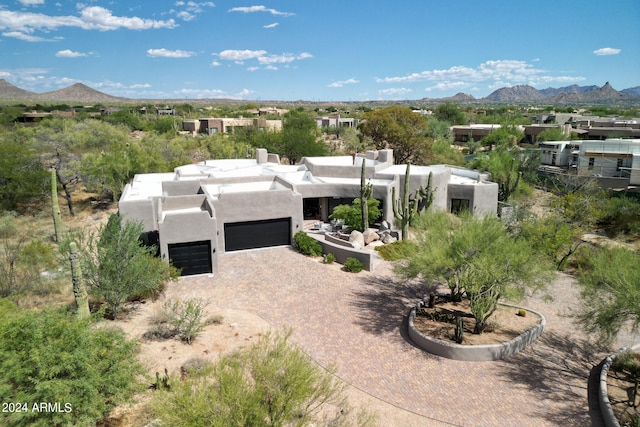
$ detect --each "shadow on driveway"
[498,330,608,426]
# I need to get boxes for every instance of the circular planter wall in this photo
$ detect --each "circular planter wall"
[408,301,546,361]
[599,343,640,427]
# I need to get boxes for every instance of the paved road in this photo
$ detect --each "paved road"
[175,246,616,427]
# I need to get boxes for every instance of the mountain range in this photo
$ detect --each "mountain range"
[0,79,638,105]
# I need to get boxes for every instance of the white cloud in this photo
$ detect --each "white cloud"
[18,0,45,6]
[263,22,278,29]
[328,78,359,88]
[172,1,215,21]
[257,52,312,64]
[218,49,267,61]
[211,61,221,67]
[2,31,49,42]
[0,6,177,38]
[379,87,412,96]
[228,6,294,17]
[424,81,468,92]
[377,59,585,89]
[174,87,252,100]
[147,48,195,58]
[593,47,621,56]
[55,49,90,58]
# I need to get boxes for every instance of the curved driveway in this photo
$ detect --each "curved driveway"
[177,247,613,427]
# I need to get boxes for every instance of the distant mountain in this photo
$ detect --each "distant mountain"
[0,79,37,101]
[0,80,126,103]
[442,92,476,102]
[622,86,640,97]
[539,84,599,97]
[545,82,638,104]
[36,83,125,103]
[484,85,546,102]
[483,82,639,104]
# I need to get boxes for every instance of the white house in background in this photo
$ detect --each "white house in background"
[577,139,640,187]
[539,140,582,167]
[118,149,498,276]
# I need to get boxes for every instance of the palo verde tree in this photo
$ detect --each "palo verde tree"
[399,211,551,333]
[358,106,431,164]
[576,246,640,344]
[468,150,521,203]
[63,214,171,319]
[278,109,326,164]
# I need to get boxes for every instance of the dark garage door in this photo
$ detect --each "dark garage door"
[168,240,212,276]
[224,218,291,252]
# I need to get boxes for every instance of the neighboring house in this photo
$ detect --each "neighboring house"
[523,124,574,144]
[17,110,76,124]
[577,139,640,188]
[314,116,359,129]
[182,117,282,136]
[118,149,498,276]
[452,124,501,143]
[539,140,582,167]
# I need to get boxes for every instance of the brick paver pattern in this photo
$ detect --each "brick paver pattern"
[173,247,626,427]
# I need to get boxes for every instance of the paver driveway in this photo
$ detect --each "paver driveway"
[172,246,616,427]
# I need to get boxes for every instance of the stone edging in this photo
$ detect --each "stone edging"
[599,343,640,427]
[408,301,546,361]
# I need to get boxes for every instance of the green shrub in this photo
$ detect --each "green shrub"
[162,298,210,344]
[323,253,336,264]
[294,231,322,256]
[374,239,417,261]
[343,257,364,273]
[329,198,381,232]
[151,329,375,426]
[0,308,144,427]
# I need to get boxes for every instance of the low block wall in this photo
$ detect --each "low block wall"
[408,301,545,361]
[307,232,382,272]
[599,343,640,427]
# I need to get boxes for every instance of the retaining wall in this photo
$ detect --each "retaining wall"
[408,301,546,361]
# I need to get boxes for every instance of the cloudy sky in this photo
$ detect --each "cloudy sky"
[1,0,639,100]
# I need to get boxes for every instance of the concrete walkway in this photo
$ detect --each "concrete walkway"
[173,246,622,427]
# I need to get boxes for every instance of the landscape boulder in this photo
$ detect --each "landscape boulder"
[349,230,365,248]
[363,228,380,245]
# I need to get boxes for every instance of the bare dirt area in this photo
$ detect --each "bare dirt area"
[607,371,640,426]
[413,300,541,345]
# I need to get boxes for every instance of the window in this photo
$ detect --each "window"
[450,198,470,215]
[551,153,556,165]
[588,157,595,170]
[617,158,623,171]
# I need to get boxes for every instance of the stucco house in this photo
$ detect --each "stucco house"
[118,149,498,276]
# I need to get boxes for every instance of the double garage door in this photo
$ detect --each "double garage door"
[224,218,291,252]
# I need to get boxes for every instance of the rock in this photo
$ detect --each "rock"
[379,220,391,231]
[365,241,385,250]
[348,230,365,248]
[363,228,380,245]
[382,234,397,244]
[351,240,362,250]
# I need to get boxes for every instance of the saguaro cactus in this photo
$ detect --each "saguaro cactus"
[69,241,90,319]
[360,159,373,231]
[51,168,63,243]
[415,172,435,215]
[392,163,418,240]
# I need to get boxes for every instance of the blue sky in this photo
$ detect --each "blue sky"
[1,0,639,101]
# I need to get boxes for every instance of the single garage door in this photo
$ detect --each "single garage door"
[224,218,291,252]
[168,240,212,276]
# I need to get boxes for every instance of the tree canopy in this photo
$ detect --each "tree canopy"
[358,106,431,164]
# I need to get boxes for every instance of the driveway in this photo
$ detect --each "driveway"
[172,246,615,427]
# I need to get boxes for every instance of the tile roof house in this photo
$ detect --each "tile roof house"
[118,149,498,276]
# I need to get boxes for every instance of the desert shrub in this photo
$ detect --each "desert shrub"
[329,198,381,232]
[0,308,144,427]
[163,298,210,344]
[294,231,322,256]
[374,239,417,261]
[342,257,364,273]
[323,253,336,264]
[151,329,375,426]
